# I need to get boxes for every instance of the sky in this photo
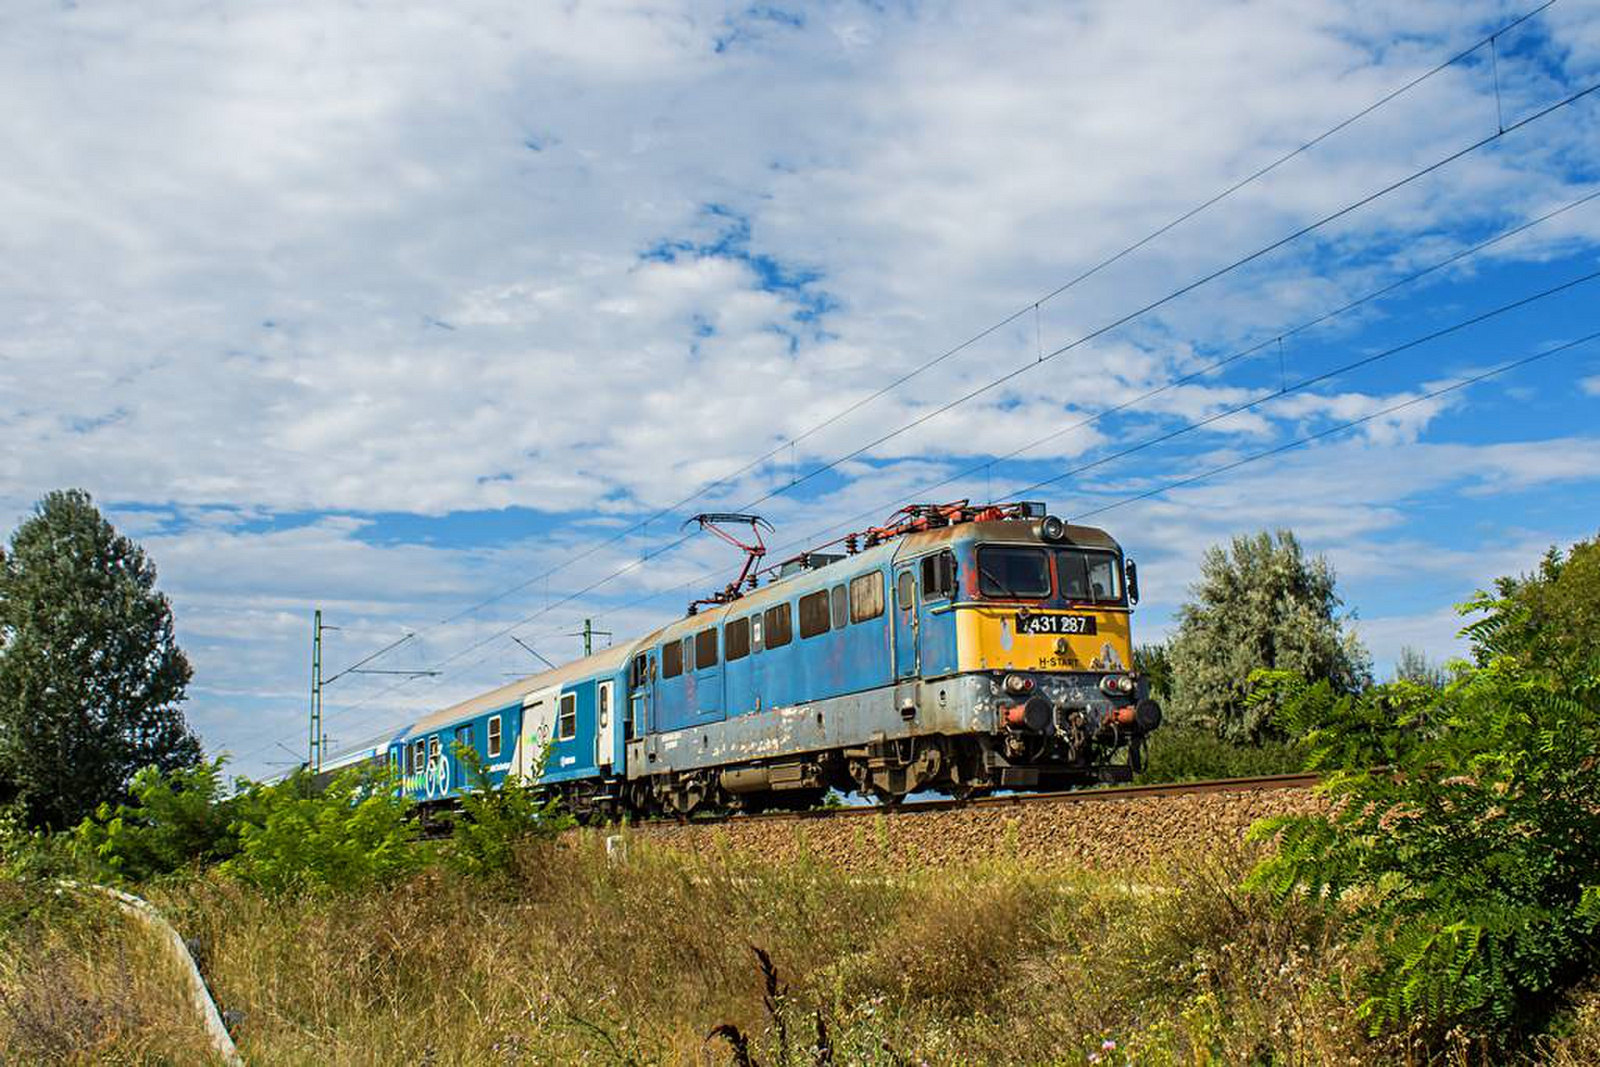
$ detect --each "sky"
[3,0,1598,778]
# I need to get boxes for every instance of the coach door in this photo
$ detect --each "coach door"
[893,564,918,679]
[517,685,560,780]
[596,680,616,770]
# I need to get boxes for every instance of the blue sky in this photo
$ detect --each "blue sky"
[3,0,1598,777]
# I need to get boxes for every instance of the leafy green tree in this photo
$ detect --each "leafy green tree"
[1166,529,1370,740]
[1468,533,1600,674]
[0,490,200,829]
[1393,645,1450,688]
[1247,550,1600,1045]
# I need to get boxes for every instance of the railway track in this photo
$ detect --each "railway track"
[662,771,1322,829]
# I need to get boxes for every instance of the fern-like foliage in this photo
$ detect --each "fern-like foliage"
[1246,564,1600,1047]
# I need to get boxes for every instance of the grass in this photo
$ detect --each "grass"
[6,832,1598,1064]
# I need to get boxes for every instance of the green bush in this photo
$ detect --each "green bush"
[1133,726,1305,784]
[223,765,430,894]
[1247,614,1600,1043]
[444,744,574,881]
[71,758,239,883]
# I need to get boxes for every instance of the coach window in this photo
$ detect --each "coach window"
[726,616,750,660]
[695,628,718,670]
[764,603,793,648]
[850,571,885,622]
[487,715,503,758]
[558,693,577,741]
[410,739,424,773]
[830,584,848,629]
[454,724,473,753]
[751,613,764,652]
[921,550,956,601]
[662,638,684,679]
[799,590,831,639]
[428,736,441,764]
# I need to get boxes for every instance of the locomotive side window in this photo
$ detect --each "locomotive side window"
[976,546,1051,598]
[662,639,684,679]
[799,590,831,639]
[751,613,764,652]
[725,616,750,660]
[850,571,884,622]
[630,653,648,688]
[921,550,956,600]
[695,628,718,670]
[558,693,577,741]
[1057,549,1124,603]
[830,584,848,629]
[487,715,503,758]
[763,603,793,648]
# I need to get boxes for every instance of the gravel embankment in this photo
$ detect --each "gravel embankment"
[625,786,1328,871]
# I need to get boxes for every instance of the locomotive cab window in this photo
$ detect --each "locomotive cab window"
[921,550,956,600]
[763,603,792,648]
[662,639,684,679]
[558,693,577,741]
[725,616,750,660]
[799,590,831,639]
[976,546,1051,598]
[1057,549,1124,603]
[850,571,884,622]
[695,628,718,670]
[831,584,848,629]
[487,715,503,758]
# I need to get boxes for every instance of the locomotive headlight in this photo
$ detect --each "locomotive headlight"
[1038,515,1068,542]
[1099,674,1136,696]
[1003,673,1034,695]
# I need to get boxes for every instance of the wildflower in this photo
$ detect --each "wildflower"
[1103,1039,1117,1051]
[1088,1055,1101,1065]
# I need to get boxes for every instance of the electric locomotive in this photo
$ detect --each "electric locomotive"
[368,502,1161,817]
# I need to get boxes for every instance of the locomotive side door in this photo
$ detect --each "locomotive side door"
[595,679,616,771]
[893,564,919,679]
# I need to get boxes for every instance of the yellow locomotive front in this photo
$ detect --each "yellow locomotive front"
[940,515,1162,789]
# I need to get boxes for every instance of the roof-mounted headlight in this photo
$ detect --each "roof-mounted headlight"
[1037,515,1067,543]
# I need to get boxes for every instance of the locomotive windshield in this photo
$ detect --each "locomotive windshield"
[1058,548,1123,603]
[976,544,1125,602]
[976,546,1051,598]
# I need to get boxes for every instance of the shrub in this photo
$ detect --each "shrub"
[70,758,238,883]
[222,765,429,894]
[1133,726,1305,784]
[1247,637,1600,1043]
[444,743,573,881]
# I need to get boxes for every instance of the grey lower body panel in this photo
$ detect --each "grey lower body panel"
[627,675,996,778]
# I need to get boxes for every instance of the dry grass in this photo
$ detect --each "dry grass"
[0,880,223,1064]
[18,830,1584,1065]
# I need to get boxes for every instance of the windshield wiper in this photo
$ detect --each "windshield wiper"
[978,563,1024,600]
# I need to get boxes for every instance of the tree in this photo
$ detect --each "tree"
[1393,645,1450,688]
[1248,542,1600,1046]
[1166,529,1370,741]
[0,490,200,829]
